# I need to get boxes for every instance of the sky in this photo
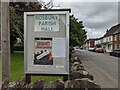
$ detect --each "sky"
[6,0,119,39]
[8,0,119,39]
[51,1,119,39]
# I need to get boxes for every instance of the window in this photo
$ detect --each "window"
[106,38,108,42]
[104,38,106,42]
[119,44,120,49]
[109,37,111,41]
[119,34,120,40]
[115,44,118,50]
[108,44,111,49]
[115,35,117,41]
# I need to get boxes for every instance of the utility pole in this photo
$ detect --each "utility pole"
[1,0,10,81]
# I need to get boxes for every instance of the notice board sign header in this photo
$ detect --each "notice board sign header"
[34,14,59,31]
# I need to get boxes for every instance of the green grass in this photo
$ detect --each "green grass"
[10,52,24,81]
[10,52,62,83]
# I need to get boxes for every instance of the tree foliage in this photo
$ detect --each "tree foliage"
[9,1,87,52]
[70,15,87,47]
[9,2,42,52]
[9,1,55,52]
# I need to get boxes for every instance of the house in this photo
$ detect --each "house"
[85,38,98,50]
[112,26,120,50]
[95,23,120,52]
[95,37,103,49]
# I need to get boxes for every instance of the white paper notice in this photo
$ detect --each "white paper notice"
[52,38,66,57]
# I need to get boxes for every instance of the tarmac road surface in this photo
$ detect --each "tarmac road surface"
[76,49,118,88]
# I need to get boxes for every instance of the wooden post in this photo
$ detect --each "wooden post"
[25,74,31,84]
[1,1,10,81]
[63,75,68,82]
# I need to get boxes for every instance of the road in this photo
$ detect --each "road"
[76,49,118,88]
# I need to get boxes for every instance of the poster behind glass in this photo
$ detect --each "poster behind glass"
[34,38,53,65]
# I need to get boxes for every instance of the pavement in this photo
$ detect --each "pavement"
[81,58,118,88]
[103,52,110,56]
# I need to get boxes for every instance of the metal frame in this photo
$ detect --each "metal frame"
[24,10,70,74]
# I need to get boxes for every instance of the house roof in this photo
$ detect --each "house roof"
[99,37,103,39]
[103,23,120,37]
[85,38,98,42]
[88,38,98,40]
[96,37,103,40]
[113,25,120,34]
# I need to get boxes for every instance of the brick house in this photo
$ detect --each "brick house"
[85,38,98,49]
[112,27,120,50]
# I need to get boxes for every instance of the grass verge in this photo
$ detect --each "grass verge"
[10,52,62,83]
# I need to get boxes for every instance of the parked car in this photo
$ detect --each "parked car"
[80,46,83,50]
[80,47,83,50]
[95,48,104,53]
[73,46,80,50]
[110,49,120,57]
[88,48,95,52]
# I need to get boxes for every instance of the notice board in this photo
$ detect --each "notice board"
[24,9,70,74]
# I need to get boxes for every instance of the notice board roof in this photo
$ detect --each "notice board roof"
[23,9,71,13]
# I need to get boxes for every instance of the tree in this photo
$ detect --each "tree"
[70,15,87,47]
[9,2,42,52]
[9,0,54,52]
[9,1,86,52]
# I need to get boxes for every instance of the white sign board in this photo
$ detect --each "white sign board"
[24,9,70,75]
[52,38,66,57]
[34,15,59,31]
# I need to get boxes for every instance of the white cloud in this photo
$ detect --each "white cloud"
[55,2,118,39]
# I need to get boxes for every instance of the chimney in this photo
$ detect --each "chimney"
[106,29,109,33]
